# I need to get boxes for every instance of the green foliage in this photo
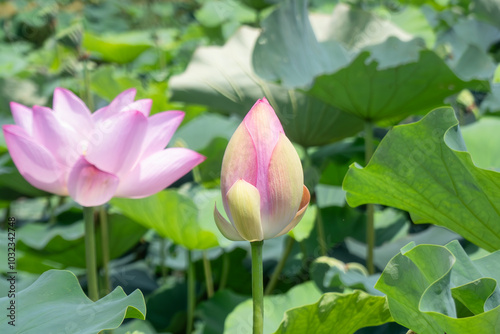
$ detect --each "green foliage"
[376,241,500,333]
[169,26,364,147]
[309,49,485,122]
[344,108,500,251]
[112,190,224,250]
[310,256,380,295]
[224,282,322,333]
[196,289,247,334]
[1,0,500,333]
[273,290,392,334]
[0,270,146,333]
[14,213,147,271]
[288,204,317,242]
[461,116,500,170]
[252,0,349,88]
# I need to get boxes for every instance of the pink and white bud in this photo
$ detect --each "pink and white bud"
[214,98,310,241]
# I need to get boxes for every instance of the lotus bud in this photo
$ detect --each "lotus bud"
[214,98,310,241]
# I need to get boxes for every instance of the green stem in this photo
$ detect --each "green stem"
[251,241,264,334]
[303,148,327,256]
[160,237,168,279]
[202,251,214,298]
[364,121,375,275]
[316,210,327,256]
[99,205,111,296]
[265,237,294,295]
[46,196,57,225]
[83,207,99,301]
[187,250,195,334]
[219,251,230,290]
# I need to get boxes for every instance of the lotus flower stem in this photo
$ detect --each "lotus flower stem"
[202,251,214,298]
[304,149,326,256]
[187,250,195,334]
[99,205,111,295]
[83,206,99,301]
[316,209,327,256]
[265,236,294,295]
[251,240,264,334]
[160,238,169,279]
[219,251,230,290]
[364,121,375,275]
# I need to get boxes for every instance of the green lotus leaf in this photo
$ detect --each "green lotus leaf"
[111,190,220,250]
[461,116,500,170]
[224,281,322,333]
[436,18,499,80]
[376,240,500,333]
[273,290,392,334]
[252,0,349,88]
[343,108,500,251]
[309,48,485,122]
[473,0,500,29]
[169,26,363,147]
[316,3,412,51]
[0,270,146,333]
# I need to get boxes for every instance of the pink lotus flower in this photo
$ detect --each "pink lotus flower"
[214,98,310,241]
[2,88,205,207]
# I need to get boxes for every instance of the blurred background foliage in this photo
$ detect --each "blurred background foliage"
[0,0,499,333]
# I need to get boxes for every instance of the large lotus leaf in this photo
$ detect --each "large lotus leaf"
[224,281,322,333]
[315,3,412,50]
[83,31,152,64]
[309,46,485,122]
[252,0,349,88]
[252,1,416,87]
[390,6,436,48]
[461,116,500,170]
[0,270,146,333]
[111,190,219,250]
[273,290,392,334]
[343,108,500,251]
[376,240,500,333]
[473,0,500,29]
[169,26,363,147]
[436,18,499,80]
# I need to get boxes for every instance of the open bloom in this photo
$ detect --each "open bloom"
[214,98,310,241]
[2,88,205,207]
